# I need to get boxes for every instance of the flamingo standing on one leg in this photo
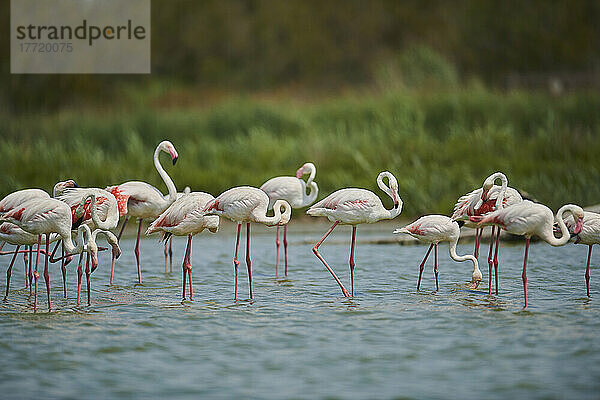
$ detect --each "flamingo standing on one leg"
[260,162,319,276]
[562,211,600,297]
[306,171,403,297]
[147,192,219,300]
[0,197,108,311]
[452,172,522,294]
[202,187,291,300]
[107,140,179,284]
[473,201,584,308]
[393,215,482,291]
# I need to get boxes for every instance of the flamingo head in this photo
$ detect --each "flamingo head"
[159,140,179,165]
[573,215,584,235]
[296,162,313,179]
[471,267,483,289]
[53,179,78,196]
[87,241,99,272]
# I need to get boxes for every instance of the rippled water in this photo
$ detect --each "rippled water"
[1,221,598,399]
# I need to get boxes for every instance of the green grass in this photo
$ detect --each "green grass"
[1,87,599,218]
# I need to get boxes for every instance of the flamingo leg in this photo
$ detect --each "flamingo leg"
[275,226,280,277]
[44,234,50,311]
[586,245,592,297]
[181,236,189,299]
[34,235,41,312]
[417,244,434,291]
[169,236,173,273]
[76,252,83,306]
[111,216,129,284]
[85,252,91,306]
[487,226,496,295]
[474,228,481,260]
[349,226,357,296]
[312,221,350,297]
[283,225,288,276]
[246,223,253,299]
[134,219,143,284]
[186,234,193,300]
[493,227,501,295]
[4,245,20,301]
[434,243,439,291]
[28,246,33,296]
[233,223,241,300]
[61,246,67,298]
[23,248,28,289]
[522,237,530,308]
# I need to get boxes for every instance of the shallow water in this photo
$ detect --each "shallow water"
[1,221,598,399]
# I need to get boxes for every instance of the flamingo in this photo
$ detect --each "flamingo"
[0,180,78,291]
[306,171,402,297]
[260,162,319,276]
[201,187,291,300]
[452,172,523,294]
[54,187,120,300]
[147,191,219,300]
[0,197,107,311]
[107,140,179,284]
[563,211,600,296]
[472,201,584,307]
[393,215,482,291]
[163,186,192,274]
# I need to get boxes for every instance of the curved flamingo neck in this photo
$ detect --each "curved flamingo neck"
[154,145,177,205]
[303,182,319,206]
[541,205,573,246]
[255,200,291,225]
[449,237,481,278]
[377,172,403,220]
[491,173,509,209]
[62,224,92,254]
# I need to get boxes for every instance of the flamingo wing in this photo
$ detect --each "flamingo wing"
[451,188,481,220]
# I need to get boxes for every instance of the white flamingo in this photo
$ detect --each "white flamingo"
[163,186,192,274]
[147,191,219,300]
[452,172,522,294]
[202,187,291,300]
[0,197,106,311]
[107,140,179,283]
[394,215,482,291]
[306,171,402,297]
[473,201,584,307]
[563,211,600,297]
[0,180,78,292]
[260,162,319,276]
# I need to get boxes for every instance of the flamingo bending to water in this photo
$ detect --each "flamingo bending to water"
[147,192,219,300]
[394,215,482,291]
[260,162,319,276]
[563,211,600,296]
[163,186,192,274]
[452,172,522,294]
[107,140,179,284]
[307,171,402,297]
[202,187,291,300]
[473,201,584,307]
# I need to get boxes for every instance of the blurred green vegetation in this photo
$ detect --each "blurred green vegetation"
[1,86,599,217]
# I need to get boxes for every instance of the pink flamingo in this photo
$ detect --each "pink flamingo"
[202,187,291,300]
[0,197,105,311]
[261,162,319,276]
[107,140,179,284]
[393,215,482,291]
[147,191,219,300]
[307,171,402,297]
[473,201,584,307]
[452,172,522,294]
[563,211,600,296]
[0,180,78,291]
[163,186,192,274]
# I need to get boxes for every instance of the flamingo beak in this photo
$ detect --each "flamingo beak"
[574,217,584,235]
[169,148,179,165]
[295,167,304,179]
[90,251,99,272]
[113,244,122,259]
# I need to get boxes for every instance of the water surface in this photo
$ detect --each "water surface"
[1,222,598,399]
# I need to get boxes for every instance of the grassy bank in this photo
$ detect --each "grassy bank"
[1,88,599,217]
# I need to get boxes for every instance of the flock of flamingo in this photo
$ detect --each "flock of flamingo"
[0,140,598,312]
